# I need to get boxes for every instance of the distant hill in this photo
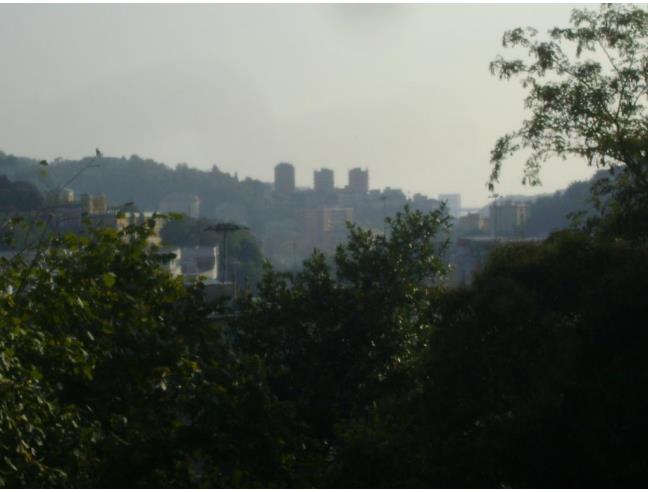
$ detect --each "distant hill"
[0,150,273,231]
[0,149,603,239]
[0,174,44,212]
[478,172,605,237]
[525,179,595,236]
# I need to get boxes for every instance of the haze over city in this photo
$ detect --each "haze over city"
[3,3,648,488]
[0,3,598,207]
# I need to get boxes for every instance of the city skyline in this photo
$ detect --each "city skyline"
[0,3,598,209]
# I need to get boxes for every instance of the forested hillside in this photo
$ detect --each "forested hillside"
[525,178,595,236]
[0,150,598,239]
[0,174,44,212]
[0,151,272,230]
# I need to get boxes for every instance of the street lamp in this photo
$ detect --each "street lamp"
[204,222,250,283]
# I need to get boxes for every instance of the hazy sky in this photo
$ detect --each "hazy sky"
[0,3,598,207]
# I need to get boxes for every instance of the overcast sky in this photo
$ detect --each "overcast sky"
[0,3,598,207]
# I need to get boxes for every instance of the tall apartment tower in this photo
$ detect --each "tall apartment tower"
[348,167,369,194]
[274,162,295,194]
[314,168,334,193]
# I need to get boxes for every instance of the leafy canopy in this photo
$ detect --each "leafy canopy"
[0,218,296,487]
[489,4,648,192]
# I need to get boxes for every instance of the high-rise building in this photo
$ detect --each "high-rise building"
[300,207,353,238]
[322,207,354,233]
[301,208,324,242]
[438,193,462,217]
[348,167,369,194]
[314,168,334,193]
[274,162,295,194]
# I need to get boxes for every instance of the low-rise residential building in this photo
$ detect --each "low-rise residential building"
[80,193,108,214]
[179,246,219,280]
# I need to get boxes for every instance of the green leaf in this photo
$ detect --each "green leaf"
[4,456,17,472]
[30,366,43,381]
[102,272,117,288]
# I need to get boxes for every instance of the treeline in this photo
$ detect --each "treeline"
[0,174,44,212]
[1,150,599,239]
[525,178,594,236]
[1,200,647,487]
[0,151,272,231]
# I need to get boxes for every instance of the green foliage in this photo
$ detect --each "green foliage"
[489,5,648,195]
[4,7,648,481]
[327,231,648,487]
[0,220,295,487]
[234,206,450,482]
[585,166,648,240]
[2,196,648,487]
[446,232,648,487]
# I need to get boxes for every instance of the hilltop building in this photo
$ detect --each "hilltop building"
[274,162,296,194]
[348,167,369,195]
[314,168,334,193]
